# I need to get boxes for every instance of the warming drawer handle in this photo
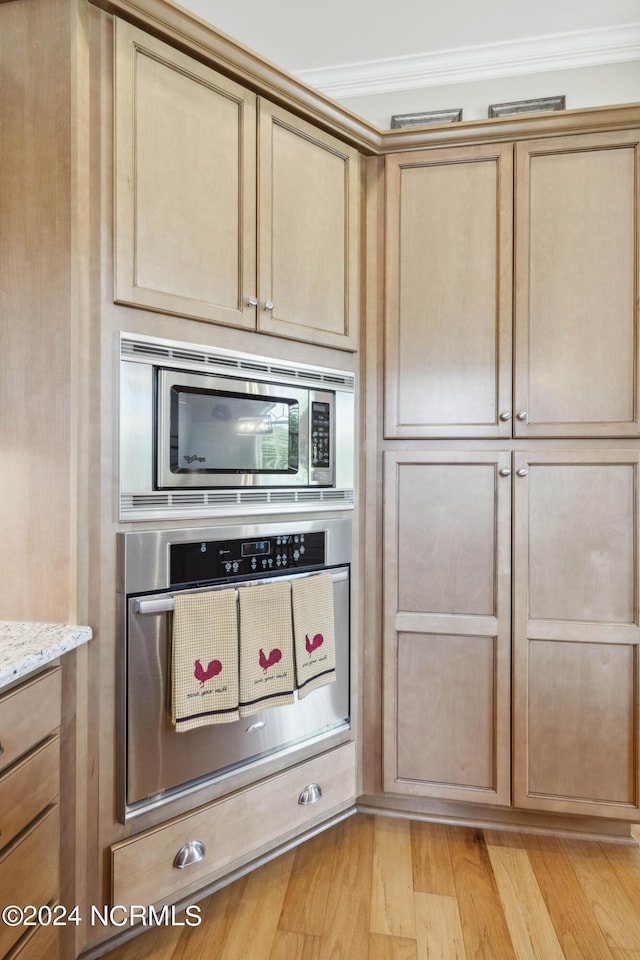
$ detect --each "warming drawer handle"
[298,783,322,806]
[173,840,206,869]
[134,569,348,615]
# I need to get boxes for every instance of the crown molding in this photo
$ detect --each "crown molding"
[294,23,640,99]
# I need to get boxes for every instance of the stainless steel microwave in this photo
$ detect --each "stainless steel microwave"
[119,333,355,521]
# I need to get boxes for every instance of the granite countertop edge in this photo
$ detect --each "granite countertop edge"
[0,621,93,689]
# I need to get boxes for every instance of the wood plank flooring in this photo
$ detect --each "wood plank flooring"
[100,815,640,960]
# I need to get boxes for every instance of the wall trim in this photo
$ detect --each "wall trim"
[294,23,640,99]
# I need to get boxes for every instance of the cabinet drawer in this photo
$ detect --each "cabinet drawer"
[0,806,59,956]
[0,669,61,774]
[0,737,59,851]
[5,919,59,960]
[112,742,356,909]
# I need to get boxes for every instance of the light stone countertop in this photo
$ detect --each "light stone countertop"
[0,620,92,689]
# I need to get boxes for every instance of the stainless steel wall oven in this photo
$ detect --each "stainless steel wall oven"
[117,517,352,822]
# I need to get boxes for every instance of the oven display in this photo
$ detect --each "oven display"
[241,540,271,558]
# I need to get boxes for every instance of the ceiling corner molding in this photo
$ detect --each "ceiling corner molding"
[293,23,640,100]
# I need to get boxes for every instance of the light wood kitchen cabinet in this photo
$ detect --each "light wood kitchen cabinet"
[383,449,640,820]
[512,450,640,819]
[384,129,640,438]
[114,21,359,350]
[114,20,257,331]
[514,130,640,437]
[384,143,513,438]
[382,452,512,806]
[0,669,61,959]
[257,101,360,350]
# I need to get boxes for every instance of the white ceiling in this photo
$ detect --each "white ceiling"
[175,0,640,86]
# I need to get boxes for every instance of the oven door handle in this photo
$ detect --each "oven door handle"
[133,568,349,615]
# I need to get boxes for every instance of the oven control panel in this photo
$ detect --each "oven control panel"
[170,531,325,586]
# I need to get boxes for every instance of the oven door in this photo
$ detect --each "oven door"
[122,566,350,820]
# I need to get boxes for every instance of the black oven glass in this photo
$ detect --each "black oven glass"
[170,386,299,474]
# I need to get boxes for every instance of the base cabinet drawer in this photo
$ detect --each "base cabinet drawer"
[112,742,356,909]
[0,669,61,774]
[0,738,59,850]
[0,806,60,957]
[5,919,59,960]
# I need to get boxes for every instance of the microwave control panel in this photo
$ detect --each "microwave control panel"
[310,401,331,469]
[170,531,326,587]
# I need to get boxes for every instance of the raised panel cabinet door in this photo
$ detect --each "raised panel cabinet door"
[514,130,640,437]
[257,100,360,351]
[383,451,511,805]
[114,21,257,328]
[384,143,513,438]
[512,450,640,818]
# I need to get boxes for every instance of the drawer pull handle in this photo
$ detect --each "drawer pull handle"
[0,742,4,756]
[173,840,206,869]
[298,783,322,806]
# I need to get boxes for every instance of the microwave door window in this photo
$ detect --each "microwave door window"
[172,389,298,474]
[255,404,299,470]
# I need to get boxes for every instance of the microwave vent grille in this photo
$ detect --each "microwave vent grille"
[120,488,354,520]
[121,336,355,391]
[268,491,299,503]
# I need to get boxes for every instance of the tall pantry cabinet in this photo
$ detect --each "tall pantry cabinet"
[381,124,640,820]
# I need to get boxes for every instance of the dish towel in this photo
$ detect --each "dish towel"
[238,581,295,717]
[171,589,239,732]
[291,572,336,699]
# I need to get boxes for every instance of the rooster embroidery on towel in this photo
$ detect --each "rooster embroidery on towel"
[194,658,223,687]
[259,648,282,672]
[305,633,324,655]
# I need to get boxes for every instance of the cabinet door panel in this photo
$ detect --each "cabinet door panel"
[513,451,640,818]
[515,130,640,436]
[383,452,511,805]
[396,462,496,616]
[528,462,635,623]
[384,144,513,438]
[396,632,496,790]
[258,101,359,350]
[527,640,635,805]
[114,21,257,328]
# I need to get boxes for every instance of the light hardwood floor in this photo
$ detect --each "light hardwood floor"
[100,814,640,960]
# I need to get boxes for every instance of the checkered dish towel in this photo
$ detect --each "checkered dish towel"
[238,581,295,717]
[171,589,239,732]
[291,572,336,699]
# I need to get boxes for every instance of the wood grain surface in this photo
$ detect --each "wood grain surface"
[99,813,640,959]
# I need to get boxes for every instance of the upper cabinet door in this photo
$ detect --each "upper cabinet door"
[384,143,514,438]
[514,130,640,437]
[257,101,360,351]
[114,21,257,329]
